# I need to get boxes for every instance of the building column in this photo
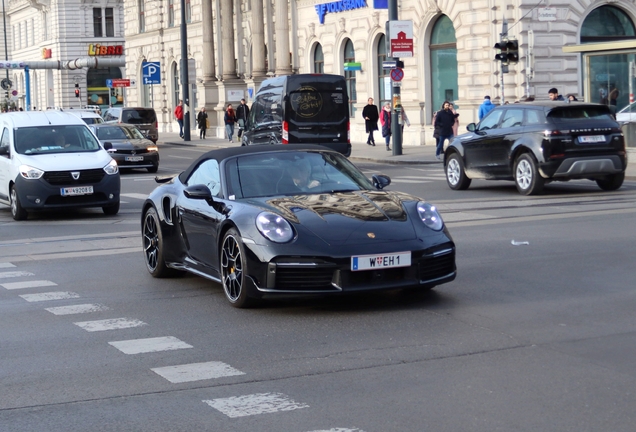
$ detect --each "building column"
[251,0,266,77]
[274,0,291,75]
[201,0,216,82]
[220,0,236,80]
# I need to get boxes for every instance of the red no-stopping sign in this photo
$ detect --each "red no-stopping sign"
[390,68,404,82]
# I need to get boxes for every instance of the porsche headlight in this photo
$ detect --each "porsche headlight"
[256,212,294,243]
[417,201,444,231]
[103,158,119,175]
[19,165,44,179]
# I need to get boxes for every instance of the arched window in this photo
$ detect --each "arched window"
[582,6,636,110]
[377,34,390,107]
[314,43,324,73]
[138,0,145,33]
[172,62,180,108]
[429,15,458,114]
[343,38,357,117]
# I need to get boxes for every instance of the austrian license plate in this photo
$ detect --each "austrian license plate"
[351,252,411,271]
[579,135,605,143]
[61,186,94,196]
[125,156,144,162]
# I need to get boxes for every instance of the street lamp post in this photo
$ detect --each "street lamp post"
[2,0,9,105]
[180,0,191,141]
[388,0,402,155]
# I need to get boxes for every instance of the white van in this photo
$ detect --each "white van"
[69,110,105,125]
[0,111,120,220]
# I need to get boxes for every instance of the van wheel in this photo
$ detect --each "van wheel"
[103,201,120,215]
[10,185,28,221]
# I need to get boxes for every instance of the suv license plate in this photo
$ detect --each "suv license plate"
[61,186,94,196]
[351,252,411,271]
[125,156,144,162]
[579,135,605,143]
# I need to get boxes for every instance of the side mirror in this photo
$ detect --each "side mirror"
[372,174,391,190]
[184,184,213,202]
[0,146,8,156]
[467,123,476,132]
[103,142,113,151]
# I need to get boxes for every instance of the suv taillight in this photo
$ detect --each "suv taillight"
[282,121,289,144]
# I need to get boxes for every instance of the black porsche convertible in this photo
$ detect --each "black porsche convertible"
[141,145,456,307]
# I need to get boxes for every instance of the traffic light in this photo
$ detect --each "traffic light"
[494,39,519,65]
[74,83,80,98]
[506,40,519,64]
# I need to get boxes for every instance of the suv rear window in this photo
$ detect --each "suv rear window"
[288,89,348,123]
[121,109,157,124]
[548,106,614,121]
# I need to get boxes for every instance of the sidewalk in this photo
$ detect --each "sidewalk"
[158,131,636,180]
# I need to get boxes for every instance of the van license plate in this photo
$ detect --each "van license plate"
[61,186,94,196]
[351,252,411,271]
[579,135,605,143]
[125,156,144,161]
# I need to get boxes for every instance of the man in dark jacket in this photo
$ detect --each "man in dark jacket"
[236,98,250,139]
[434,101,459,160]
[362,98,379,146]
[548,88,565,101]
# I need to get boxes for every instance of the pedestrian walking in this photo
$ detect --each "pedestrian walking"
[196,107,208,139]
[174,100,184,138]
[401,108,410,132]
[224,103,237,142]
[433,101,459,160]
[548,88,565,101]
[478,95,495,120]
[362,97,379,146]
[236,98,250,139]
[380,102,392,151]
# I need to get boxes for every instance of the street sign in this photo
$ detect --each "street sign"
[389,20,414,58]
[142,61,161,85]
[390,67,404,82]
[0,78,12,90]
[106,78,130,88]
[382,61,397,69]
[129,78,137,88]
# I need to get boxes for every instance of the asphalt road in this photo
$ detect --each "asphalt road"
[1,145,635,431]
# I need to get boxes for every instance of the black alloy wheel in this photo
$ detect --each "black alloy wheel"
[10,185,27,221]
[514,153,544,195]
[445,153,472,190]
[221,228,253,308]
[596,172,625,191]
[142,207,178,277]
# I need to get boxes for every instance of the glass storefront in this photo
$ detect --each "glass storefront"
[87,67,123,110]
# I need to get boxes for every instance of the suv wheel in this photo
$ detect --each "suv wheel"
[445,153,472,190]
[514,153,544,195]
[10,185,28,221]
[596,172,624,191]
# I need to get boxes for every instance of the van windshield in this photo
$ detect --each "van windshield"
[287,89,348,123]
[15,125,102,155]
[121,109,157,125]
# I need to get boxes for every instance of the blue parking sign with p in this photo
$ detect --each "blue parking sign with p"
[142,61,161,85]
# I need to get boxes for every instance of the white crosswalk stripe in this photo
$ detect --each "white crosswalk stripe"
[0,262,16,268]
[0,271,35,279]
[203,392,309,418]
[45,304,110,315]
[109,336,193,354]
[120,193,150,200]
[19,291,80,302]
[74,318,148,332]
[306,429,366,432]
[1,280,57,290]
[152,361,245,383]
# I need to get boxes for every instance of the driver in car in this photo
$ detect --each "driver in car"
[289,160,320,191]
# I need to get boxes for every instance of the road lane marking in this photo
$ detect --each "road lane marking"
[1,280,58,290]
[121,193,150,200]
[306,429,366,432]
[109,336,193,354]
[74,318,148,332]
[0,271,35,279]
[152,361,245,383]
[203,393,309,418]
[4,247,140,263]
[0,262,16,268]
[19,291,80,302]
[45,304,110,315]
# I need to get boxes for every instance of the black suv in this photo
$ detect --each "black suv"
[102,107,158,143]
[444,101,627,195]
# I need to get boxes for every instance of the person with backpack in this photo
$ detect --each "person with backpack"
[379,102,392,151]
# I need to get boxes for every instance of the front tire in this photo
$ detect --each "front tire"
[10,185,28,221]
[102,201,120,215]
[596,172,624,191]
[147,164,159,174]
[221,228,254,308]
[445,153,472,190]
[514,153,544,195]
[142,207,179,277]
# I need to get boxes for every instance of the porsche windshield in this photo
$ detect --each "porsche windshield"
[15,125,102,155]
[232,151,374,198]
